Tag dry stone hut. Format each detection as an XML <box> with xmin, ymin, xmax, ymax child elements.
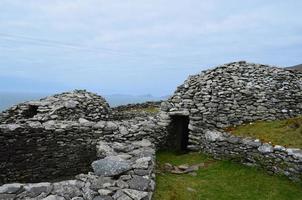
<box><xmin>161</xmin><ymin>61</ymin><xmax>302</xmax><ymax>151</ymax></box>
<box><xmin>160</xmin><ymin>61</ymin><xmax>302</xmax><ymax>181</ymax></box>
<box><xmin>0</xmin><ymin>61</ymin><xmax>302</xmax><ymax>199</ymax></box>
<box><xmin>0</xmin><ymin>89</ymin><xmax>110</xmax><ymax>123</ymax></box>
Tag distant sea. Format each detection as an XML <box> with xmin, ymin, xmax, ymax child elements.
<box><xmin>0</xmin><ymin>92</ymin><xmax>168</xmax><ymax>112</ymax></box>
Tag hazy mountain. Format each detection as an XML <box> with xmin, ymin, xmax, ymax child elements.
<box><xmin>287</xmin><ymin>64</ymin><xmax>302</xmax><ymax>71</ymax></box>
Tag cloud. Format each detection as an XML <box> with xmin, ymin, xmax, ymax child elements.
<box><xmin>0</xmin><ymin>0</ymin><xmax>301</xmax><ymax>95</ymax></box>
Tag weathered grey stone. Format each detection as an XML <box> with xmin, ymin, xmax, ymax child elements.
<box><xmin>0</xmin><ymin>194</ymin><xmax>16</xmax><ymax>200</ymax></box>
<box><xmin>0</xmin><ymin>183</ymin><xmax>24</xmax><ymax>194</ymax></box>
<box><xmin>93</xmin><ymin>196</ymin><xmax>113</xmax><ymax>200</ymax></box>
<box><xmin>98</xmin><ymin>189</ymin><xmax>112</xmax><ymax>196</ymax></box>
<box><xmin>123</xmin><ymin>189</ymin><xmax>148</xmax><ymax>200</ymax></box>
<box><xmin>52</xmin><ymin>180</ymin><xmax>83</xmax><ymax>199</ymax></box>
<box><xmin>127</xmin><ymin>176</ymin><xmax>150</xmax><ymax>191</ymax></box>
<box><xmin>96</xmin><ymin>141</ymin><xmax>116</xmax><ymax>158</ymax></box>
<box><xmin>133</xmin><ymin>139</ymin><xmax>152</xmax><ymax>147</ymax></box>
<box><xmin>287</xmin><ymin>148</ymin><xmax>302</xmax><ymax>159</ymax></box>
<box><xmin>42</xmin><ymin>195</ymin><xmax>65</xmax><ymax>200</ymax></box>
<box><xmin>258</xmin><ymin>144</ymin><xmax>273</xmax><ymax>153</ymax></box>
<box><xmin>105</xmin><ymin>122</ymin><xmax>118</xmax><ymax>131</ymax></box>
<box><xmin>90</xmin><ymin>177</ymin><xmax>115</xmax><ymax>190</ymax></box>
<box><xmin>91</xmin><ymin>158</ymin><xmax>131</xmax><ymax>176</ymax></box>
<box><xmin>205</xmin><ymin>130</ymin><xmax>223</xmax><ymax>142</ymax></box>
<box><xmin>7</xmin><ymin>124</ymin><xmax>21</xmax><ymax>131</ymax></box>
<box><xmin>64</xmin><ymin>100</ymin><xmax>79</xmax><ymax>108</ymax></box>
<box><xmin>71</xmin><ymin>197</ymin><xmax>84</xmax><ymax>200</ymax></box>
<box><xmin>24</xmin><ymin>182</ymin><xmax>52</xmax><ymax>197</ymax></box>
<box><xmin>133</xmin><ymin>157</ymin><xmax>151</xmax><ymax>169</ymax></box>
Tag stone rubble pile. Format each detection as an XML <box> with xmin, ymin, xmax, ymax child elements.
<box><xmin>162</xmin><ymin>162</ymin><xmax>205</xmax><ymax>175</ymax></box>
<box><xmin>0</xmin><ymin>90</ymin><xmax>110</xmax><ymax>123</ymax></box>
<box><xmin>0</xmin><ymin>139</ymin><xmax>156</xmax><ymax>200</ymax></box>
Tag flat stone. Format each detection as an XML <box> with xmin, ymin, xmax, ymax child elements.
<box><xmin>205</xmin><ymin>130</ymin><xmax>223</xmax><ymax>142</ymax></box>
<box><xmin>7</xmin><ymin>124</ymin><xmax>21</xmax><ymax>131</ymax></box>
<box><xmin>105</xmin><ymin>122</ymin><xmax>118</xmax><ymax>131</ymax></box>
<box><xmin>90</xmin><ymin>177</ymin><xmax>115</xmax><ymax>190</ymax></box>
<box><xmin>0</xmin><ymin>183</ymin><xmax>24</xmax><ymax>194</ymax></box>
<box><xmin>258</xmin><ymin>143</ymin><xmax>273</xmax><ymax>153</ymax></box>
<box><xmin>93</xmin><ymin>121</ymin><xmax>106</xmax><ymax>129</ymax></box>
<box><xmin>112</xmin><ymin>190</ymin><xmax>130</xmax><ymax>200</ymax></box>
<box><xmin>52</xmin><ymin>180</ymin><xmax>83</xmax><ymax>199</ymax></box>
<box><xmin>42</xmin><ymin>195</ymin><xmax>65</xmax><ymax>200</ymax></box>
<box><xmin>0</xmin><ymin>194</ymin><xmax>16</xmax><ymax>200</ymax></box>
<box><xmin>286</xmin><ymin>148</ymin><xmax>302</xmax><ymax>159</ymax></box>
<box><xmin>123</xmin><ymin>189</ymin><xmax>148</xmax><ymax>200</ymax></box>
<box><xmin>178</xmin><ymin>164</ymin><xmax>189</xmax><ymax>170</ymax></box>
<box><xmin>98</xmin><ymin>189</ymin><xmax>112</xmax><ymax>196</ymax></box>
<box><xmin>274</xmin><ymin>145</ymin><xmax>286</xmax><ymax>151</ymax></box>
<box><xmin>127</xmin><ymin>176</ymin><xmax>150</xmax><ymax>191</ymax></box>
<box><xmin>116</xmin><ymin>180</ymin><xmax>128</xmax><ymax>189</ymax></box>
<box><xmin>71</xmin><ymin>197</ymin><xmax>84</xmax><ymax>200</ymax></box>
<box><xmin>93</xmin><ymin>196</ymin><xmax>113</xmax><ymax>200</ymax></box>
<box><xmin>28</xmin><ymin>121</ymin><xmax>42</xmax><ymax>128</ymax></box>
<box><xmin>91</xmin><ymin>158</ymin><xmax>131</xmax><ymax>176</ymax></box>
<box><xmin>64</xmin><ymin>100</ymin><xmax>79</xmax><ymax>108</ymax></box>
<box><xmin>96</xmin><ymin>141</ymin><xmax>116</xmax><ymax>158</ymax></box>
<box><xmin>82</xmin><ymin>187</ymin><xmax>98</xmax><ymax>200</ymax></box>
<box><xmin>132</xmin><ymin>139</ymin><xmax>152</xmax><ymax>147</ymax></box>
<box><xmin>133</xmin><ymin>157</ymin><xmax>151</xmax><ymax>169</ymax></box>
<box><xmin>24</xmin><ymin>182</ymin><xmax>52</xmax><ymax>197</ymax></box>
<box><xmin>134</xmin><ymin>169</ymin><xmax>150</xmax><ymax>176</ymax></box>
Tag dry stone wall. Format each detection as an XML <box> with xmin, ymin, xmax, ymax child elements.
<box><xmin>0</xmin><ymin>139</ymin><xmax>156</xmax><ymax>200</ymax></box>
<box><xmin>202</xmin><ymin>130</ymin><xmax>302</xmax><ymax>181</ymax></box>
<box><xmin>0</xmin><ymin>115</ymin><xmax>168</xmax><ymax>185</ymax></box>
<box><xmin>110</xmin><ymin>101</ymin><xmax>162</xmax><ymax>120</ymax></box>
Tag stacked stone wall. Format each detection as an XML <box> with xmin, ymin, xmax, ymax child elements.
<box><xmin>0</xmin><ymin>114</ymin><xmax>168</xmax><ymax>185</ymax></box>
<box><xmin>162</xmin><ymin>61</ymin><xmax>302</xmax><ymax>181</ymax></box>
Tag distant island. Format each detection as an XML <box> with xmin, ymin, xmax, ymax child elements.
<box><xmin>287</xmin><ymin>64</ymin><xmax>302</xmax><ymax>71</ymax></box>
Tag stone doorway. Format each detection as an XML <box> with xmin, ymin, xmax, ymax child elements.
<box><xmin>169</xmin><ymin>115</ymin><xmax>190</xmax><ymax>151</ymax></box>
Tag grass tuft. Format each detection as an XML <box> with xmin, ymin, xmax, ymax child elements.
<box><xmin>225</xmin><ymin>116</ymin><xmax>302</xmax><ymax>148</ymax></box>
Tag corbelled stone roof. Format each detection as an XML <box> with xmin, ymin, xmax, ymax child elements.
<box><xmin>164</xmin><ymin>61</ymin><xmax>302</xmax><ymax>127</ymax></box>
<box><xmin>0</xmin><ymin>90</ymin><xmax>110</xmax><ymax>123</ymax></box>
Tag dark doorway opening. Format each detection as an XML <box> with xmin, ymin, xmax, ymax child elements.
<box><xmin>168</xmin><ymin>115</ymin><xmax>190</xmax><ymax>151</ymax></box>
<box><xmin>23</xmin><ymin>105</ymin><xmax>38</xmax><ymax>118</ymax></box>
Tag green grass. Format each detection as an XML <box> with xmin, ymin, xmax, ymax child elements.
<box><xmin>225</xmin><ymin>116</ymin><xmax>302</xmax><ymax>148</ymax></box>
<box><xmin>154</xmin><ymin>151</ymin><xmax>302</xmax><ymax>200</ymax></box>
<box><xmin>125</xmin><ymin>106</ymin><xmax>159</xmax><ymax>114</ymax></box>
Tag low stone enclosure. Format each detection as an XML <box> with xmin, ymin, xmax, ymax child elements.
<box><xmin>0</xmin><ymin>61</ymin><xmax>302</xmax><ymax>199</ymax></box>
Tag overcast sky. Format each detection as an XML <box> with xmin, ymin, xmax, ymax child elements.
<box><xmin>0</xmin><ymin>0</ymin><xmax>301</xmax><ymax>96</ymax></box>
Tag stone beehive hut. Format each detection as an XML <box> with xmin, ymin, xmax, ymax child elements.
<box><xmin>0</xmin><ymin>89</ymin><xmax>110</xmax><ymax>123</ymax></box>
<box><xmin>161</xmin><ymin>61</ymin><xmax>302</xmax><ymax>151</ymax></box>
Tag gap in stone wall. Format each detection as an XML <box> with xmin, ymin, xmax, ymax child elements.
<box><xmin>167</xmin><ymin>115</ymin><xmax>190</xmax><ymax>152</ymax></box>
<box><xmin>22</xmin><ymin>105</ymin><xmax>38</xmax><ymax>118</ymax></box>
